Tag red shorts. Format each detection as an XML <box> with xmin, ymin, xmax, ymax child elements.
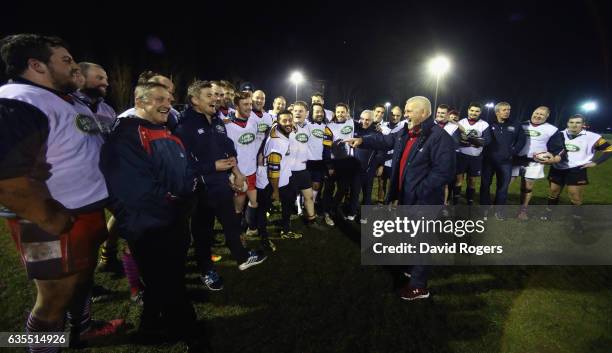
<box><xmin>237</xmin><ymin>173</ymin><xmax>257</xmax><ymax>195</ymax></box>
<box><xmin>7</xmin><ymin>210</ymin><xmax>108</xmax><ymax>280</ymax></box>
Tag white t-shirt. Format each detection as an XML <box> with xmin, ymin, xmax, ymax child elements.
<box><xmin>458</xmin><ymin>118</ymin><xmax>489</xmax><ymax>156</ymax></box>
<box><xmin>0</xmin><ymin>83</ymin><xmax>108</xmax><ymax>209</ymax></box>
<box><xmin>251</xmin><ymin>110</ymin><xmax>274</xmax><ymax>145</ymax></box>
<box><xmin>256</xmin><ymin>126</ymin><xmax>293</xmax><ymax>188</ymax></box>
<box><xmin>289</xmin><ymin>122</ymin><xmax>313</xmax><ymax>171</ymax></box>
<box><xmin>555</xmin><ymin>129</ymin><xmax>602</xmax><ymax>169</ymax></box>
<box><xmin>224</xmin><ymin>116</ymin><xmax>259</xmax><ymax>176</ymax></box>
<box><xmin>325</xmin><ymin>119</ymin><xmax>355</xmax><ymax>158</ymax></box>
<box><xmin>518</xmin><ymin>122</ymin><xmax>559</xmax><ymax>158</ymax></box>
<box><xmin>308</xmin><ymin>121</ymin><xmax>326</xmax><ymax>161</ymax></box>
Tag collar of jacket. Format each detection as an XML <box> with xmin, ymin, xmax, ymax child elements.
<box><xmin>401</xmin><ymin>117</ymin><xmax>435</xmax><ymax>137</ymax></box>
<box><xmin>182</xmin><ymin>105</ymin><xmax>217</xmax><ymax>125</ymax></box>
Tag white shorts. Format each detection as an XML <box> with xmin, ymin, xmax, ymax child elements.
<box><xmin>512</xmin><ymin>162</ymin><xmax>545</xmax><ymax>180</ymax></box>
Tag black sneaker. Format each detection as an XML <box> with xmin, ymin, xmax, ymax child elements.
<box><xmin>306</xmin><ymin>218</ymin><xmax>326</xmax><ymax>231</ymax></box>
<box><xmin>130</xmin><ymin>291</ymin><xmax>144</xmax><ymax>306</ymax></box>
<box><xmin>91</xmin><ymin>284</ymin><xmax>115</xmax><ymax>303</ymax></box>
<box><xmin>201</xmin><ymin>270</ymin><xmax>224</xmax><ymax>291</ymax></box>
<box><xmin>97</xmin><ymin>258</ymin><xmax>124</xmax><ymax>275</ymax></box>
<box><xmin>261</xmin><ymin>238</ymin><xmax>277</xmax><ymax>252</ymax></box>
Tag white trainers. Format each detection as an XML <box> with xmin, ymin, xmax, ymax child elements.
<box><xmin>345</xmin><ymin>214</ymin><xmax>356</xmax><ymax>221</ymax></box>
<box><xmin>324</xmin><ymin>213</ymin><xmax>335</xmax><ymax>226</ymax></box>
<box><xmin>238</xmin><ymin>250</ymin><xmax>267</xmax><ymax>271</ymax></box>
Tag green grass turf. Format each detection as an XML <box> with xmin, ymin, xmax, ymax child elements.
<box><xmin>1</xmin><ymin>142</ymin><xmax>611</xmax><ymax>352</ymax></box>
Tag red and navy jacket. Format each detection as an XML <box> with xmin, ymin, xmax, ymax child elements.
<box><xmin>360</xmin><ymin>118</ymin><xmax>456</xmax><ymax>205</ymax></box>
<box><xmin>100</xmin><ymin>116</ymin><xmax>195</xmax><ymax>241</ymax></box>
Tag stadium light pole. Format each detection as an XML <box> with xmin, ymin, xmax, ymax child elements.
<box><xmin>485</xmin><ymin>102</ymin><xmax>495</xmax><ymax>120</ymax></box>
<box><xmin>290</xmin><ymin>71</ymin><xmax>304</xmax><ymax>102</ymax></box>
<box><xmin>385</xmin><ymin>102</ymin><xmax>391</xmax><ymax>121</ymax></box>
<box><xmin>428</xmin><ymin>56</ymin><xmax>451</xmax><ymax>112</ymax></box>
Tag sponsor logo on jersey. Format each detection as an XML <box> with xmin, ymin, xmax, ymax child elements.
<box><xmin>526</xmin><ymin>129</ymin><xmax>541</xmax><ymax>137</ymax></box>
<box><xmin>258</xmin><ymin>123</ymin><xmax>269</xmax><ymax>133</ymax></box>
<box><xmin>565</xmin><ymin>143</ymin><xmax>580</xmax><ymax>152</ymax></box>
<box><xmin>296</xmin><ymin>133</ymin><xmax>309</xmax><ymax>143</ymax></box>
<box><xmin>238</xmin><ymin>132</ymin><xmax>256</xmax><ymax>145</ymax></box>
<box><xmin>311</xmin><ymin>128</ymin><xmax>324</xmax><ymax>139</ymax></box>
<box><xmin>341</xmin><ymin>125</ymin><xmax>353</xmax><ymax>134</ymax></box>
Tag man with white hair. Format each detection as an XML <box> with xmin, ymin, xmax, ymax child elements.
<box><xmin>345</xmin><ymin>96</ymin><xmax>456</xmax><ymax>300</ymax></box>
<box><xmin>353</xmin><ymin>110</ymin><xmax>383</xmax><ymax>223</ymax></box>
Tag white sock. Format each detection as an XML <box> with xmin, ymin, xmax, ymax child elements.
<box><xmin>296</xmin><ymin>196</ymin><xmax>302</xmax><ymax>214</ymax></box>
<box><xmin>312</xmin><ymin>190</ymin><xmax>318</xmax><ymax>202</ymax></box>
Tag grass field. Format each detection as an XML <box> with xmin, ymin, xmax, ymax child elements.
<box><xmin>1</xmin><ymin>139</ymin><xmax>611</xmax><ymax>353</ymax></box>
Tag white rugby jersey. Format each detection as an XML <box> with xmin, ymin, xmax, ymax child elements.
<box><xmin>289</xmin><ymin>122</ymin><xmax>314</xmax><ymax>171</ymax></box>
<box><xmin>555</xmin><ymin>129</ymin><xmax>602</xmax><ymax>169</ymax></box>
<box><xmin>225</xmin><ymin>116</ymin><xmax>259</xmax><ymax>176</ymax></box>
<box><xmin>324</xmin><ymin>109</ymin><xmax>334</xmax><ymax>123</ymax></box>
<box><xmin>381</xmin><ymin>120</ymin><xmax>407</xmax><ymax>167</ymax></box>
<box><xmin>250</xmin><ymin>110</ymin><xmax>274</xmax><ymax>144</ymax></box>
<box><xmin>308</xmin><ymin>121</ymin><xmax>326</xmax><ymax>161</ymax></box>
<box><xmin>325</xmin><ymin>119</ymin><xmax>355</xmax><ymax>158</ymax></box>
<box><xmin>0</xmin><ymin>83</ymin><xmax>108</xmax><ymax>209</ymax></box>
<box><xmin>256</xmin><ymin>126</ymin><xmax>294</xmax><ymax>188</ymax></box>
<box><xmin>218</xmin><ymin>107</ymin><xmax>236</xmax><ymax>119</ymax></box>
<box><xmin>518</xmin><ymin>122</ymin><xmax>559</xmax><ymax>158</ymax></box>
<box><xmin>458</xmin><ymin>118</ymin><xmax>489</xmax><ymax>156</ymax></box>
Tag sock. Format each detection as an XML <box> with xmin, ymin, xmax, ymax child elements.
<box><xmin>66</xmin><ymin>290</ymin><xmax>92</xmax><ymax>336</ymax></box>
<box><xmin>99</xmin><ymin>243</ymin><xmax>117</xmax><ymax>264</ymax></box>
<box><xmin>466</xmin><ymin>187</ymin><xmax>475</xmax><ymax>205</ymax></box>
<box><xmin>245</xmin><ymin>205</ymin><xmax>258</xmax><ymax>230</ymax></box>
<box><xmin>27</xmin><ymin>313</ymin><xmax>64</xmax><ymax>353</ymax></box>
<box><xmin>312</xmin><ymin>190</ymin><xmax>319</xmax><ymax>203</ymax></box>
<box><xmin>571</xmin><ymin>204</ymin><xmax>583</xmax><ymax>219</ymax></box>
<box><xmin>295</xmin><ymin>196</ymin><xmax>303</xmax><ymax>214</ymax></box>
<box><xmin>122</xmin><ymin>252</ymin><xmax>143</xmax><ymax>295</ymax></box>
<box><xmin>453</xmin><ymin>186</ymin><xmax>461</xmax><ymax>205</ymax></box>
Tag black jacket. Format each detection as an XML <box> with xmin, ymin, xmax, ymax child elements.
<box><xmin>354</xmin><ymin>124</ymin><xmax>385</xmax><ymax>173</ymax></box>
<box><xmin>483</xmin><ymin>119</ymin><xmax>526</xmax><ymax>163</ymax></box>
<box><xmin>100</xmin><ymin>116</ymin><xmax>195</xmax><ymax>241</ymax></box>
<box><xmin>361</xmin><ymin>118</ymin><xmax>456</xmax><ymax>205</ymax></box>
<box><xmin>174</xmin><ymin>106</ymin><xmax>237</xmax><ymax>195</ymax></box>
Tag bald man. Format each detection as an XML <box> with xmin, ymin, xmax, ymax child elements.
<box><xmin>345</xmin><ymin>96</ymin><xmax>455</xmax><ymax>301</ymax></box>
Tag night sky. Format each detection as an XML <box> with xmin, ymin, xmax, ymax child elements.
<box><xmin>2</xmin><ymin>1</ymin><xmax>610</xmax><ymax>130</ymax></box>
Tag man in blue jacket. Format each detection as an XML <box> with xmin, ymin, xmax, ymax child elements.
<box><xmin>100</xmin><ymin>82</ymin><xmax>199</xmax><ymax>345</ymax></box>
<box><xmin>345</xmin><ymin>96</ymin><xmax>456</xmax><ymax>300</ymax></box>
<box><xmin>353</xmin><ymin>110</ymin><xmax>384</xmax><ymax>223</ymax></box>
<box><xmin>480</xmin><ymin>102</ymin><xmax>526</xmax><ymax>219</ymax></box>
<box><xmin>174</xmin><ymin>80</ymin><xmax>266</xmax><ymax>292</ymax></box>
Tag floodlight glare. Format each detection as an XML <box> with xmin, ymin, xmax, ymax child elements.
<box><xmin>581</xmin><ymin>101</ymin><xmax>597</xmax><ymax>112</ymax></box>
<box><xmin>428</xmin><ymin>56</ymin><xmax>451</xmax><ymax>76</ymax></box>
<box><xmin>290</xmin><ymin>71</ymin><xmax>304</xmax><ymax>85</ymax></box>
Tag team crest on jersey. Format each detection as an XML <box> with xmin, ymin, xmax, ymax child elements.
<box><xmin>258</xmin><ymin>123</ymin><xmax>269</xmax><ymax>133</ymax></box>
<box><xmin>507</xmin><ymin>126</ymin><xmax>515</xmax><ymax>132</ymax></box>
<box><xmin>341</xmin><ymin>126</ymin><xmax>353</xmax><ymax>134</ymax></box>
<box><xmin>296</xmin><ymin>133</ymin><xmax>309</xmax><ymax>143</ymax></box>
<box><xmin>526</xmin><ymin>130</ymin><xmax>541</xmax><ymax>137</ymax></box>
<box><xmin>215</xmin><ymin>124</ymin><xmax>226</xmax><ymax>134</ymax></box>
<box><xmin>238</xmin><ymin>132</ymin><xmax>256</xmax><ymax>145</ymax></box>
<box><xmin>311</xmin><ymin>128</ymin><xmax>324</xmax><ymax>138</ymax></box>
<box><xmin>75</xmin><ymin>114</ymin><xmax>104</xmax><ymax>134</ymax></box>
<box><xmin>565</xmin><ymin>143</ymin><xmax>580</xmax><ymax>152</ymax></box>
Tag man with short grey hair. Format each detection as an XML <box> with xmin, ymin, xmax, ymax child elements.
<box><xmin>480</xmin><ymin>102</ymin><xmax>525</xmax><ymax>219</ymax></box>
<box><xmin>345</xmin><ymin>96</ymin><xmax>456</xmax><ymax>300</ymax></box>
